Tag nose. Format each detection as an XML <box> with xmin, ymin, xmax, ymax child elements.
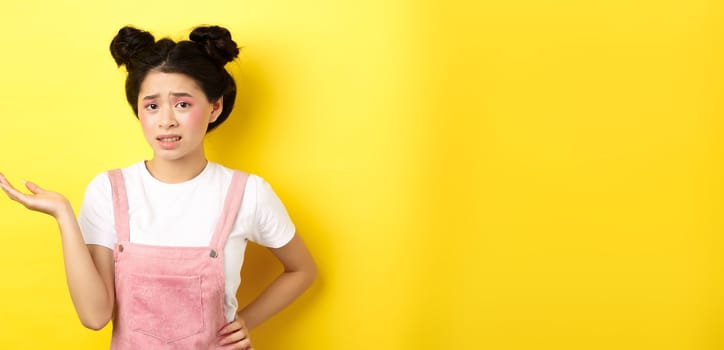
<box><xmin>158</xmin><ymin>106</ymin><xmax>178</xmax><ymax>129</ymax></box>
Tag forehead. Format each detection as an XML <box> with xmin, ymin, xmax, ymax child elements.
<box><xmin>139</xmin><ymin>71</ymin><xmax>205</xmax><ymax>97</ymax></box>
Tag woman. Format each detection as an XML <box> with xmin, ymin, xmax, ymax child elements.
<box><xmin>0</xmin><ymin>25</ymin><xmax>316</xmax><ymax>349</ymax></box>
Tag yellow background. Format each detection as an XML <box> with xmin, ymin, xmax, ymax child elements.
<box><xmin>0</xmin><ymin>0</ymin><xmax>721</xmax><ymax>349</ymax></box>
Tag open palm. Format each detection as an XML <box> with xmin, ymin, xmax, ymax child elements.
<box><xmin>0</xmin><ymin>173</ymin><xmax>70</xmax><ymax>218</ymax></box>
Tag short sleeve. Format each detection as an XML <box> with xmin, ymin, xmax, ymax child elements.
<box><xmin>248</xmin><ymin>176</ymin><xmax>296</xmax><ymax>248</ymax></box>
<box><xmin>78</xmin><ymin>172</ymin><xmax>116</xmax><ymax>249</ymax></box>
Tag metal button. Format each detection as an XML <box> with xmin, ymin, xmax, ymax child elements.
<box><xmin>118</xmin><ymin>244</ymin><xmax>124</xmax><ymax>252</ymax></box>
<box><xmin>210</xmin><ymin>249</ymin><xmax>217</xmax><ymax>258</ymax></box>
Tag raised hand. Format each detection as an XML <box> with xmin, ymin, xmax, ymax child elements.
<box><xmin>0</xmin><ymin>173</ymin><xmax>72</xmax><ymax>219</ymax></box>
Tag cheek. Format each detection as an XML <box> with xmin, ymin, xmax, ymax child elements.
<box><xmin>138</xmin><ymin>114</ymin><xmax>156</xmax><ymax>132</ymax></box>
<box><xmin>184</xmin><ymin>109</ymin><xmax>210</xmax><ymax>128</ymax></box>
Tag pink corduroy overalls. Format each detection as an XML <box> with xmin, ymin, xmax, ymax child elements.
<box><xmin>107</xmin><ymin>168</ymin><xmax>248</xmax><ymax>349</ymax></box>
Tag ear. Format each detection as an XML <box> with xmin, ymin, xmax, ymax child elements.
<box><xmin>209</xmin><ymin>96</ymin><xmax>223</xmax><ymax>123</ymax></box>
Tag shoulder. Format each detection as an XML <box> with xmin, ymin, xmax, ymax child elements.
<box><xmin>212</xmin><ymin>163</ymin><xmax>284</xmax><ymax>214</ymax></box>
<box><xmin>206</xmin><ymin>162</ymin><xmax>266</xmax><ymax>190</ymax></box>
<box><xmin>83</xmin><ymin>161</ymin><xmax>145</xmax><ymax>198</ymax></box>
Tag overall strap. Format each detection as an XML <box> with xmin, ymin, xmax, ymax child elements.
<box><xmin>108</xmin><ymin>169</ymin><xmax>131</xmax><ymax>242</ymax></box>
<box><xmin>210</xmin><ymin>171</ymin><xmax>249</xmax><ymax>249</ymax></box>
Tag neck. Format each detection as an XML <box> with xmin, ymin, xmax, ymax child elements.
<box><xmin>145</xmin><ymin>155</ymin><xmax>208</xmax><ymax>184</ymax></box>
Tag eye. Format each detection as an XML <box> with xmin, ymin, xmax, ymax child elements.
<box><xmin>144</xmin><ymin>103</ymin><xmax>158</xmax><ymax>111</ymax></box>
<box><xmin>176</xmin><ymin>101</ymin><xmax>191</xmax><ymax>109</ymax></box>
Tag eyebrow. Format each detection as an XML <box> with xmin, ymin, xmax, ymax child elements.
<box><xmin>142</xmin><ymin>92</ymin><xmax>194</xmax><ymax>100</ymax></box>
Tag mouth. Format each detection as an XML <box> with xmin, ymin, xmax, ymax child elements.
<box><xmin>156</xmin><ymin>135</ymin><xmax>182</xmax><ymax>150</ymax></box>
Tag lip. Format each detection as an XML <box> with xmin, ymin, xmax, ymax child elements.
<box><xmin>156</xmin><ymin>134</ymin><xmax>182</xmax><ymax>150</ymax></box>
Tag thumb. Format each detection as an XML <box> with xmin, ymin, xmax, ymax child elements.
<box><xmin>24</xmin><ymin>180</ymin><xmax>45</xmax><ymax>194</ymax></box>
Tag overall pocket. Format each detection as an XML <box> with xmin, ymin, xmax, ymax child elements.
<box><xmin>129</xmin><ymin>273</ymin><xmax>205</xmax><ymax>343</ymax></box>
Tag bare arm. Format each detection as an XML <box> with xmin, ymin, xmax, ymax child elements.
<box><xmin>0</xmin><ymin>173</ymin><xmax>115</xmax><ymax>330</ymax></box>
<box><xmin>237</xmin><ymin>234</ymin><xmax>317</xmax><ymax>330</ymax></box>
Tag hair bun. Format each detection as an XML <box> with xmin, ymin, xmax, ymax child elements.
<box><xmin>110</xmin><ymin>26</ymin><xmax>155</xmax><ymax>70</ymax></box>
<box><xmin>189</xmin><ymin>26</ymin><xmax>239</xmax><ymax>65</ymax></box>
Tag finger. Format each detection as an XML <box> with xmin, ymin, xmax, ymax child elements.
<box><xmin>218</xmin><ymin>319</ymin><xmax>244</xmax><ymax>335</ymax></box>
<box><xmin>24</xmin><ymin>180</ymin><xmax>45</xmax><ymax>195</ymax></box>
<box><xmin>0</xmin><ymin>173</ymin><xmax>16</xmax><ymax>189</ymax></box>
<box><xmin>218</xmin><ymin>323</ymin><xmax>240</xmax><ymax>336</ymax></box>
<box><xmin>219</xmin><ymin>334</ymin><xmax>251</xmax><ymax>348</ymax></box>
<box><xmin>218</xmin><ymin>328</ymin><xmax>249</xmax><ymax>346</ymax></box>
<box><xmin>219</xmin><ymin>340</ymin><xmax>252</xmax><ymax>350</ymax></box>
<box><xmin>1</xmin><ymin>181</ymin><xmax>30</xmax><ymax>203</ymax></box>
<box><xmin>0</xmin><ymin>175</ymin><xmax>30</xmax><ymax>197</ymax></box>
<box><xmin>0</xmin><ymin>183</ymin><xmax>32</xmax><ymax>207</ymax></box>
<box><xmin>0</xmin><ymin>176</ymin><xmax>24</xmax><ymax>199</ymax></box>
<box><xmin>0</xmin><ymin>176</ymin><xmax>35</xmax><ymax>206</ymax></box>
<box><xmin>230</xmin><ymin>338</ymin><xmax>252</xmax><ymax>349</ymax></box>
<box><xmin>0</xmin><ymin>182</ymin><xmax>13</xmax><ymax>198</ymax></box>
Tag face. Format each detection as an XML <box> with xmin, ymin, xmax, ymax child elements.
<box><xmin>137</xmin><ymin>71</ymin><xmax>222</xmax><ymax>164</ymax></box>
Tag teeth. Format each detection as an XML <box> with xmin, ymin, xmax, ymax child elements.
<box><xmin>159</xmin><ymin>137</ymin><xmax>180</xmax><ymax>142</ymax></box>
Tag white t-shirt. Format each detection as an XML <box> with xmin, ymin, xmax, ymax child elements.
<box><xmin>78</xmin><ymin>161</ymin><xmax>296</xmax><ymax>322</ymax></box>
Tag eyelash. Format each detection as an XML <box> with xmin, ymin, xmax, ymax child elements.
<box><xmin>143</xmin><ymin>102</ymin><xmax>191</xmax><ymax>111</ymax></box>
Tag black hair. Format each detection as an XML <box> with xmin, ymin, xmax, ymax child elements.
<box><xmin>109</xmin><ymin>25</ymin><xmax>239</xmax><ymax>132</ymax></box>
